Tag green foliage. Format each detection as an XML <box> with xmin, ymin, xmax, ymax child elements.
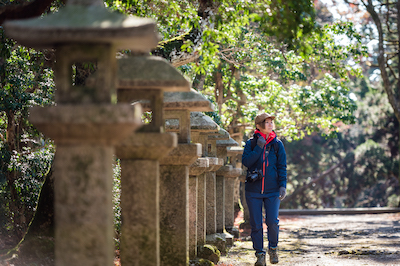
<box><xmin>0</xmin><ymin>26</ymin><xmax>55</xmax><ymax>235</ymax></box>
<box><xmin>305</xmin><ymin>22</ymin><xmax>367</xmax><ymax>79</ymax></box>
<box><xmin>103</xmin><ymin>1</ymin><xmax>366</xmax><ymax>141</ymax></box>
<box><xmin>0</xmin><ymin>144</ymin><xmax>11</xmax><ymax>183</ymax></box>
<box><xmin>0</xmin><ymin>145</ymin><xmax>54</xmax><ymax>233</ymax></box>
<box><xmin>282</xmin><ymin>80</ymin><xmax>399</xmax><ymax>209</ymax></box>
<box><xmin>250</xmin><ymin>0</ymin><xmax>318</xmax><ymax>51</ymax></box>
<box><xmin>106</xmin><ymin>0</ymin><xmax>318</xmax><ymax>72</ymax></box>
<box><xmin>195</xmin><ymin>20</ymin><xmax>365</xmax><ymax>140</ymax></box>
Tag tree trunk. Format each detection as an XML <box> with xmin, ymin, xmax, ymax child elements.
<box><xmin>397</xmin><ymin>0</ymin><xmax>400</xmax><ymax>207</ymax></box>
<box><xmin>5</xmin><ymin>110</ymin><xmax>26</xmax><ymax>238</ymax></box>
<box><xmin>365</xmin><ymin>0</ymin><xmax>400</xmax><ymax>207</ymax></box>
<box><xmin>7</xmin><ymin>167</ymin><xmax>55</xmax><ymax>264</ymax></box>
<box><xmin>215</xmin><ymin>64</ymin><xmax>223</xmax><ymax>115</ymax></box>
<box><xmin>24</xmin><ymin>167</ymin><xmax>54</xmax><ymax>239</ymax></box>
<box><xmin>0</xmin><ymin>0</ymin><xmax>56</xmax><ymax>25</ymax></box>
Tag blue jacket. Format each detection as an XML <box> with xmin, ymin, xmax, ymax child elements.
<box><xmin>242</xmin><ymin>132</ymin><xmax>287</xmax><ymax>194</ymax></box>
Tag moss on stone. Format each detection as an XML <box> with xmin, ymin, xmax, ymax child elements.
<box><xmin>189</xmin><ymin>258</ymin><xmax>215</xmax><ymax>266</ymax></box>
<box><xmin>197</xmin><ymin>244</ymin><xmax>221</xmax><ymax>264</ymax></box>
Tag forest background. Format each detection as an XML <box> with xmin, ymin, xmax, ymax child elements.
<box><xmin>0</xmin><ymin>0</ymin><xmax>399</xmax><ymax>252</ymax></box>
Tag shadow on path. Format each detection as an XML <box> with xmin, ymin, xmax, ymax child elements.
<box><xmin>219</xmin><ymin>212</ymin><xmax>400</xmax><ymax>265</ymax></box>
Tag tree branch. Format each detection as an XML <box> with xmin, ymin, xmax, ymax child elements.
<box><xmin>219</xmin><ymin>52</ymin><xmax>239</xmax><ymax>66</ymax></box>
<box><xmin>285</xmin><ymin>158</ymin><xmax>345</xmax><ymax>202</ymax></box>
<box><xmin>0</xmin><ymin>0</ymin><xmax>57</xmax><ymax>25</ymax></box>
<box><xmin>365</xmin><ymin>0</ymin><xmax>400</xmax><ymax>122</ymax></box>
<box><xmin>171</xmin><ymin>52</ymin><xmax>200</xmax><ymax>67</ymax></box>
<box><xmin>388</xmin><ymin>63</ymin><xmax>398</xmax><ymax>81</ymax></box>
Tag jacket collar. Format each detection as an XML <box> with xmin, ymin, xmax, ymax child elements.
<box><xmin>254</xmin><ymin>130</ymin><xmax>276</xmax><ymax>144</ymax></box>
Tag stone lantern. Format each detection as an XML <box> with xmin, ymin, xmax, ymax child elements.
<box><xmin>115</xmin><ymin>55</ymin><xmax>191</xmax><ymax>266</ymax></box>
<box><xmin>206</xmin><ymin>128</ymin><xmax>230</xmax><ymax>238</ymax></box>
<box><xmin>164</xmin><ymin>104</ymin><xmax>219</xmax><ymax>259</ymax></box>
<box><xmin>156</xmin><ymin>90</ymin><xmax>213</xmax><ymax>265</ymax></box>
<box><xmin>226</xmin><ymin>146</ymin><xmax>245</xmax><ymax>238</ymax></box>
<box><xmin>4</xmin><ymin>1</ymin><xmax>159</xmax><ymax>265</ymax></box>
<box><xmin>189</xmin><ymin>112</ymin><xmax>224</xmax><ymax>255</ymax></box>
<box><xmin>215</xmin><ymin>138</ymin><xmax>242</xmax><ymax>247</ymax></box>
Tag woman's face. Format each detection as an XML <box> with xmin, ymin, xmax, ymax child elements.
<box><xmin>256</xmin><ymin>118</ymin><xmax>274</xmax><ymax>135</ymax></box>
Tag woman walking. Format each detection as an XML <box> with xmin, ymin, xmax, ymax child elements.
<box><xmin>242</xmin><ymin>113</ymin><xmax>287</xmax><ymax>265</ymax></box>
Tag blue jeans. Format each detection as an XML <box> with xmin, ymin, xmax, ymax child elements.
<box><xmin>245</xmin><ymin>191</ymin><xmax>280</xmax><ymax>254</ymax></box>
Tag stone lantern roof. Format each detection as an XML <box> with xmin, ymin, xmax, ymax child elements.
<box><xmin>208</xmin><ymin>128</ymin><xmax>230</xmax><ymax>140</ymax></box>
<box><xmin>3</xmin><ymin>0</ymin><xmax>159</xmax><ymax>51</ymax></box>
<box><xmin>140</xmin><ymin>89</ymin><xmax>214</xmax><ymax>111</ymax></box>
<box><xmin>189</xmin><ymin>111</ymin><xmax>219</xmax><ymax>132</ymax></box>
<box><xmin>227</xmin><ymin>146</ymin><xmax>244</xmax><ymax>157</ymax></box>
<box><xmin>117</xmin><ymin>56</ymin><xmax>190</xmax><ymax>92</ymax></box>
<box><xmin>216</xmin><ymin>137</ymin><xmax>238</xmax><ymax>159</ymax></box>
<box><xmin>216</xmin><ymin>138</ymin><xmax>239</xmax><ymax>147</ymax></box>
<box><xmin>162</xmin><ymin>90</ymin><xmax>215</xmax><ymax>112</ymax></box>
<box><xmin>165</xmin><ymin>111</ymin><xmax>219</xmax><ymax>132</ymax></box>
<box><xmin>116</xmin><ymin>56</ymin><xmax>191</xmax><ymax>132</ymax></box>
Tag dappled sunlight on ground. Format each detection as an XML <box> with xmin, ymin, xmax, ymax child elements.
<box><xmin>219</xmin><ymin>212</ymin><xmax>400</xmax><ymax>265</ymax></box>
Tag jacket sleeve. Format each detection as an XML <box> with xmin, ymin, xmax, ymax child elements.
<box><xmin>242</xmin><ymin>139</ymin><xmax>263</xmax><ymax>169</ymax></box>
<box><xmin>276</xmin><ymin>140</ymin><xmax>287</xmax><ymax>188</ymax></box>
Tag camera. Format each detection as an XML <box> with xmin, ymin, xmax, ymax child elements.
<box><xmin>246</xmin><ymin>169</ymin><xmax>263</xmax><ymax>182</ymax></box>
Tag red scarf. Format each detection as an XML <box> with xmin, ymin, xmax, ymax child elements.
<box><xmin>254</xmin><ymin>129</ymin><xmax>276</xmax><ymax>145</ymax></box>
<box><xmin>254</xmin><ymin>129</ymin><xmax>276</xmax><ymax>193</ymax></box>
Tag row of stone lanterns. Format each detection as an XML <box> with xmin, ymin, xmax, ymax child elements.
<box><xmin>4</xmin><ymin>1</ymin><xmax>245</xmax><ymax>265</ymax></box>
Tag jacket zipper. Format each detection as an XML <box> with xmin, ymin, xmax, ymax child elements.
<box><xmin>262</xmin><ymin>144</ymin><xmax>270</xmax><ymax>194</ymax></box>
<box><xmin>262</xmin><ymin>144</ymin><xmax>265</xmax><ymax>193</ymax></box>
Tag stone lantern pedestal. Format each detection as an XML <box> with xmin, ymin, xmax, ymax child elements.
<box><xmin>116</xmin><ymin>133</ymin><xmax>177</xmax><ymax>266</ymax></box>
<box><xmin>31</xmin><ymin>105</ymin><xmax>143</xmax><ymax>266</ymax></box>
<box><xmin>188</xmin><ymin>158</ymin><xmax>209</xmax><ymax>259</ymax></box>
<box><xmin>240</xmin><ymin>166</ymin><xmax>251</xmax><ymax>228</ymax></box>
<box><xmin>159</xmin><ymin>144</ymin><xmax>201</xmax><ymax>265</ymax></box>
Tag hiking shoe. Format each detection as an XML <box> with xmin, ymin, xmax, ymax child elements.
<box><xmin>268</xmin><ymin>247</ymin><xmax>279</xmax><ymax>264</ymax></box>
<box><xmin>254</xmin><ymin>252</ymin><xmax>266</xmax><ymax>266</ymax></box>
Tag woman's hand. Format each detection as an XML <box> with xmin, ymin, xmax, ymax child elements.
<box><xmin>257</xmin><ymin>137</ymin><xmax>266</xmax><ymax>148</ymax></box>
<box><xmin>279</xmin><ymin>187</ymin><xmax>286</xmax><ymax>200</ymax></box>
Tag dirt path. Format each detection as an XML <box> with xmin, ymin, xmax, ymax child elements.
<box><xmin>219</xmin><ymin>213</ymin><xmax>400</xmax><ymax>266</ymax></box>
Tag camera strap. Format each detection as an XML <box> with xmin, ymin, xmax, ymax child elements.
<box><xmin>265</xmin><ymin>145</ymin><xmax>271</xmax><ymax>166</ymax></box>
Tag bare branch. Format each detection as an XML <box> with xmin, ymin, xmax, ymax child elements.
<box><xmin>388</xmin><ymin>63</ymin><xmax>398</xmax><ymax>80</ymax></box>
<box><xmin>171</xmin><ymin>52</ymin><xmax>200</xmax><ymax>67</ymax></box>
<box><xmin>285</xmin><ymin>158</ymin><xmax>345</xmax><ymax>202</ymax></box>
<box><xmin>219</xmin><ymin>52</ymin><xmax>240</xmax><ymax>66</ymax></box>
<box><xmin>365</xmin><ymin>0</ymin><xmax>400</xmax><ymax>121</ymax></box>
